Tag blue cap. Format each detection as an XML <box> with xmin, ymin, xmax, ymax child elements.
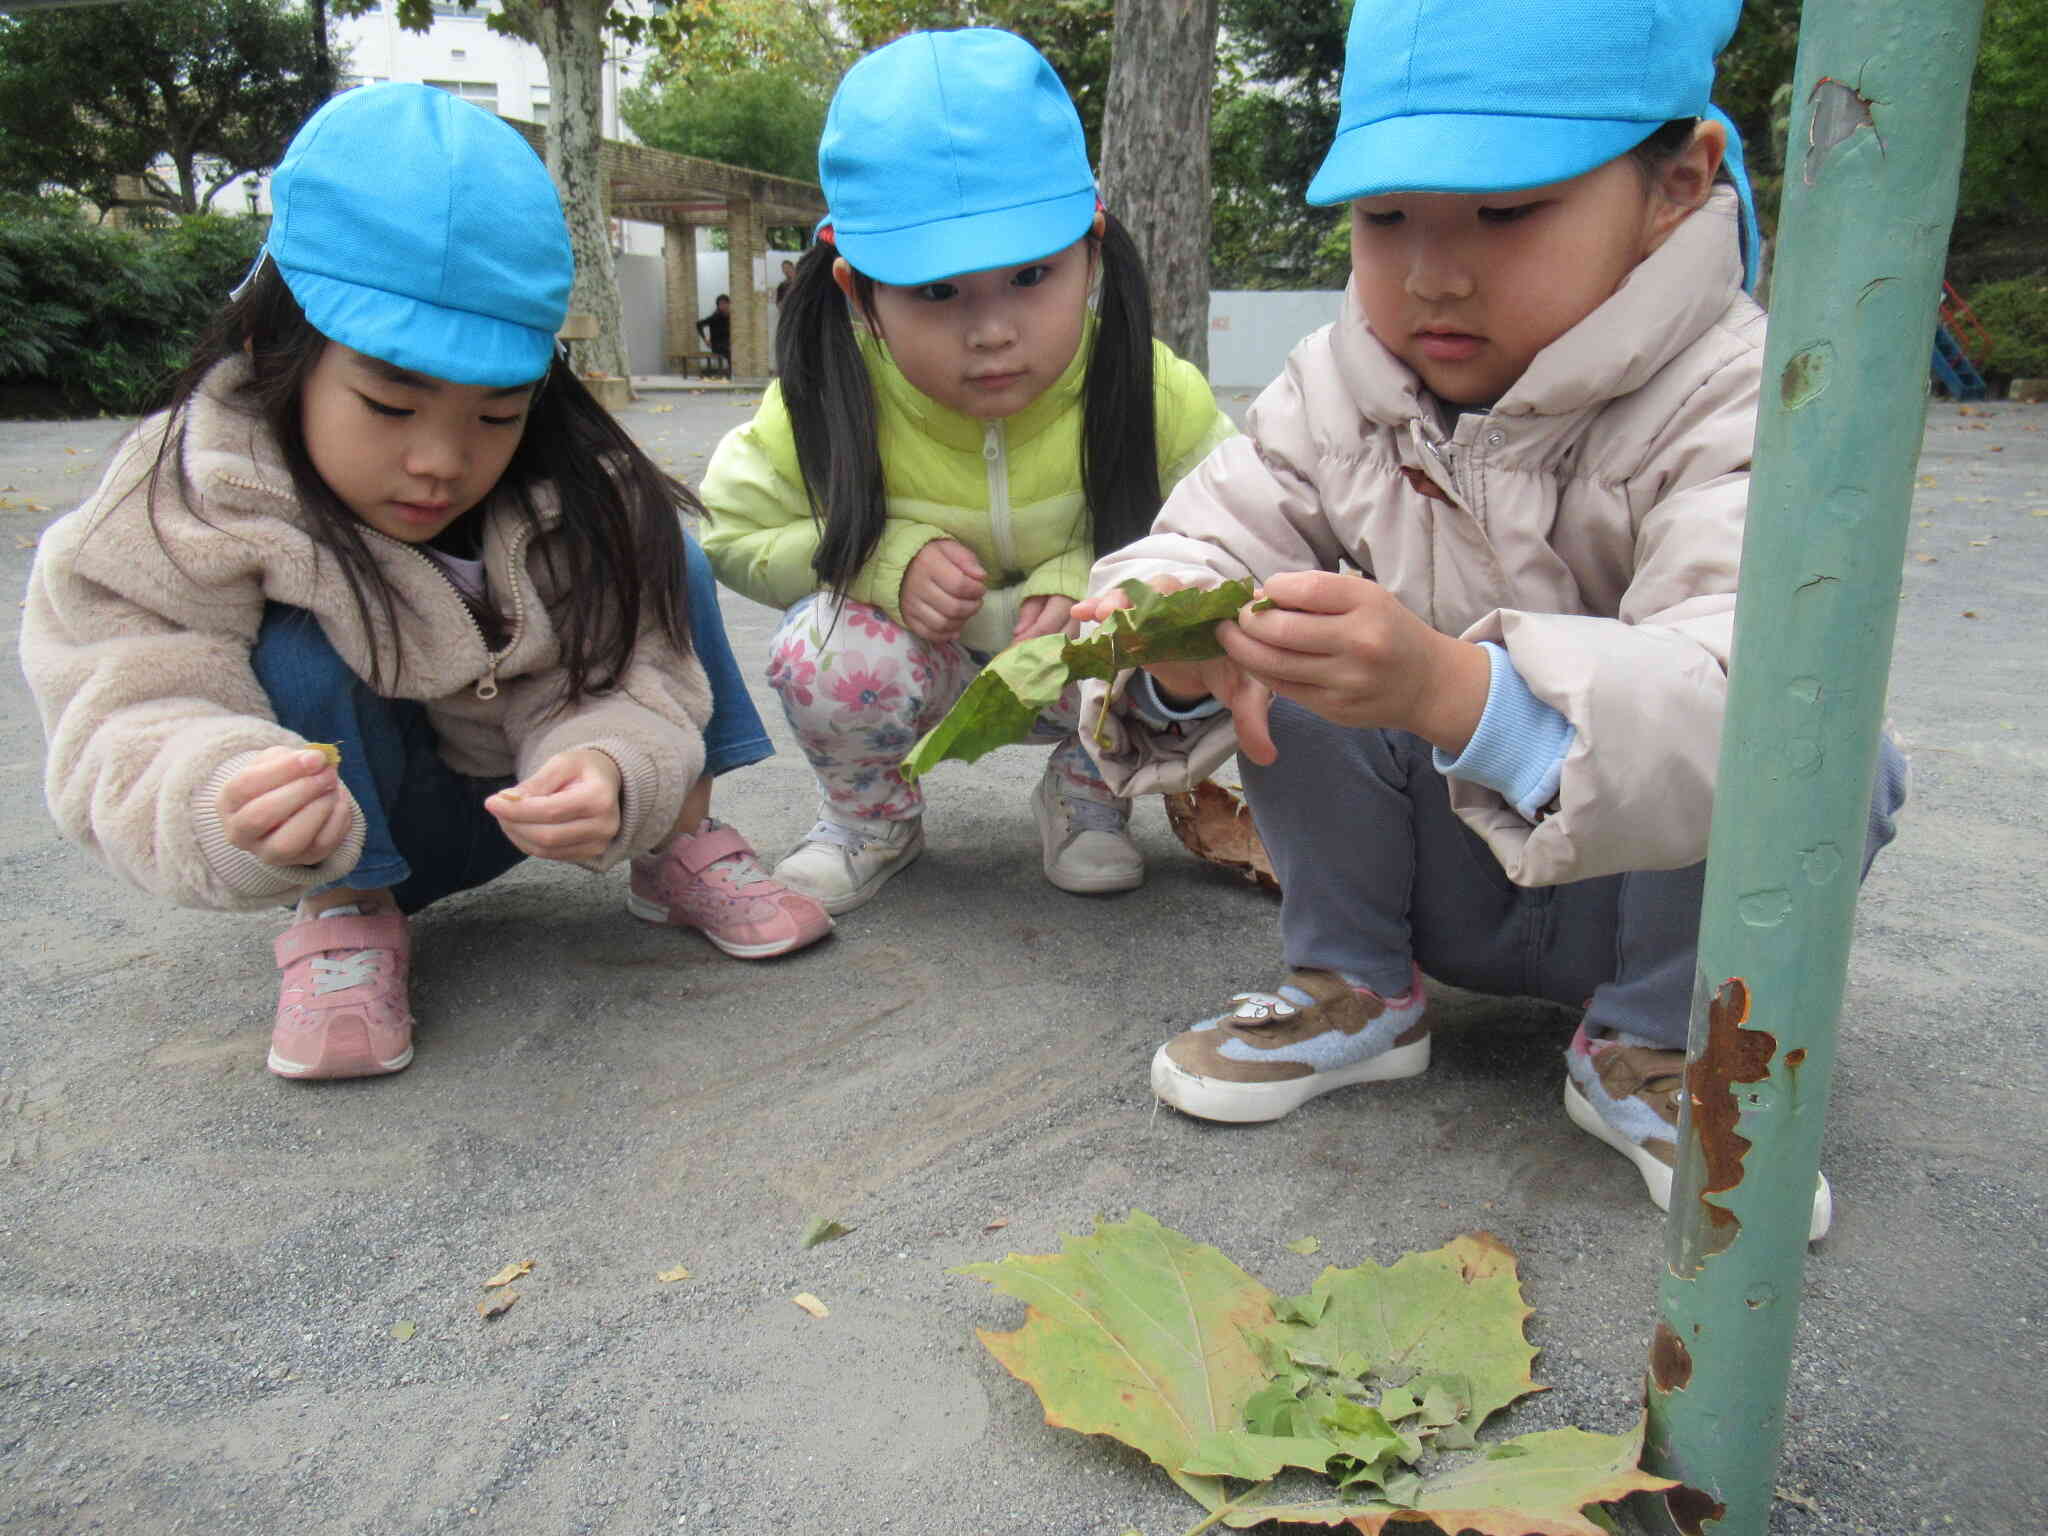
<box><xmin>264</xmin><ymin>83</ymin><xmax>573</xmax><ymax>387</ymax></box>
<box><xmin>1306</xmin><ymin>0</ymin><xmax>1743</xmax><ymax>204</ymax></box>
<box><xmin>818</xmin><ymin>29</ymin><xmax>1097</xmax><ymax>287</ymax></box>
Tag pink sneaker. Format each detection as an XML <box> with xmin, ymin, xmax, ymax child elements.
<box><xmin>628</xmin><ymin>820</ymin><xmax>833</xmax><ymax>959</ymax></box>
<box><xmin>268</xmin><ymin>905</ymin><xmax>415</xmax><ymax>1080</ymax></box>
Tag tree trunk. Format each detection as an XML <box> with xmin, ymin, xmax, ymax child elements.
<box><xmin>1098</xmin><ymin>0</ymin><xmax>1219</xmax><ymax>373</ymax></box>
<box><xmin>533</xmin><ymin>0</ymin><xmax>632</xmax><ymax>384</ymax></box>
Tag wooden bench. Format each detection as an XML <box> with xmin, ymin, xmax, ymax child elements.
<box><xmin>667</xmin><ymin>351</ymin><xmax>731</xmax><ymax>379</ymax></box>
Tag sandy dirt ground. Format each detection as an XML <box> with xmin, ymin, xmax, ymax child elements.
<box><xmin>2</xmin><ymin>387</ymin><xmax>2043</xmax><ymax>1535</ymax></box>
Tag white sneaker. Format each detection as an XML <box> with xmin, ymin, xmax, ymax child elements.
<box><xmin>774</xmin><ymin>814</ymin><xmax>925</xmax><ymax>915</ymax></box>
<box><xmin>1032</xmin><ymin>766</ymin><xmax>1143</xmax><ymax>894</ymax></box>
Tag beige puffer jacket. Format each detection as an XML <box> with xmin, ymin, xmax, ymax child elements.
<box><xmin>21</xmin><ymin>356</ymin><xmax>712</xmax><ymax>911</ymax></box>
<box><xmin>1084</xmin><ymin>189</ymin><xmax>1761</xmax><ymax>887</ymax></box>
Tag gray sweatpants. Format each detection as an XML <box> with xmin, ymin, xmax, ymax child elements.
<box><xmin>1240</xmin><ymin>700</ymin><xmax>1908</xmax><ymax>1049</ymax></box>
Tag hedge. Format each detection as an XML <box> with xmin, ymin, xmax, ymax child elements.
<box><xmin>0</xmin><ymin>200</ymin><xmax>264</xmax><ymax>417</ymax></box>
<box><xmin>1964</xmin><ymin>274</ymin><xmax>2048</xmax><ymax>382</ymax></box>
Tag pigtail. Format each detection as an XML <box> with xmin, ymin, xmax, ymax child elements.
<box><xmin>1080</xmin><ymin>211</ymin><xmax>1163</xmax><ymax>558</ymax></box>
<box><xmin>774</xmin><ymin>241</ymin><xmax>886</xmax><ymax>597</ymax></box>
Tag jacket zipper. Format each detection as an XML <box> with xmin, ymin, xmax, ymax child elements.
<box><xmin>982</xmin><ymin>423</ymin><xmax>1016</xmax><ymax>577</ymax></box>
<box><xmin>367</xmin><ymin>522</ymin><xmax>532</xmax><ymax>701</ymax></box>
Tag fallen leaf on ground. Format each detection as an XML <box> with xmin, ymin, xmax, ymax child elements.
<box><xmin>478</xmin><ymin>1290</ymin><xmax>519</xmax><ymax>1319</ymax></box>
<box><xmin>1913</xmin><ymin>554</ymin><xmax>1938</xmax><ymax>564</ymax></box>
<box><xmin>801</xmin><ymin>1216</ymin><xmax>852</xmax><ymax>1249</ymax></box>
<box><xmin>792</xmin><ymin>1292</ymin><xmax>830</xmax><ymax>1318</ymax></box>
<box><xmin>657</xmin><ymin>1264</ymin><xmax>691</xmax><ymax>1284</ymax></box>
<box><xmin>1917</xmin><ymin>475</ymin><xmax>1938</xmax><ymax>487</ymax></box>
<box><xmin>1963</xmin><ymin>610</ymin><xmax>1980</xmax><ymax>618</ymax></box>
<box><xmin>483</xmin><ymin>1260</ymin><xmax>534</xmax><ymax>1288</ymax></box>
<box><xmin>1164</xmin><ymin>778</ymin><xmax>1279</xmax><ymax>892</ymax></box>
<box><xmin>983</xmin><ymin>1215</ymin><xmax>1010</xmax><ymax>1232</ymax></box>
<box><xmin>1285</xmin><ymin>1236</ymin><xmax>1321</xmax><ymax>1255</ymax></box>
<box><xmin>390</xmin><ymin>1321</ymin><xmax>416</xmax><ymax>1341</ymax></box>
<box><xmin>1775</xmin><ymin>1486</ymin><xmax>1821</xmax><ymax>1512</ymax></box>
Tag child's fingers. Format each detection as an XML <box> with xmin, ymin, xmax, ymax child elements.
<box><xmin>932</xmin><ymin>539</ymin><xmax>988</xmax><ymax>582</ymax></box>
<box><xmin>1219</xmin><ymin>673</ymin><xmax>1279</xmax><ymax>765</ymax></box>
<box><xmin>1256</xmin><ymin>568</ymin><xmax>1372</xmax><ymax>615</ymax></box>
<box><xmin>219</xmin><ymin>748</ymin><xmax>333</xmax><ymax>815</ymax></box>
<box><xmin>224</xmin><ymin>770</ymin><xmax>339</xmax><ymax>848</ymax></box>
<box><xmin>257</xmin><ymin>790</ymin><xmax>345</xmax><ymax>865</ymax></box>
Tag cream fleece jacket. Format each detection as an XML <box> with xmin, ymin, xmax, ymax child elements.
<box><xmin>20</xmin><ymin>357</ymin><xmax>712</xmax><ymax>911</ymax></box>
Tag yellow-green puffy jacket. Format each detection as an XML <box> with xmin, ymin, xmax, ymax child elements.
<box><xmin>699</xmin><ymin>317</ymin><xmax>1236</xmax><ymax>652</ymax></box>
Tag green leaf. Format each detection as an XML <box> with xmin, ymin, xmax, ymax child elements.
<box><xmin>1285</xmin><ymin>1235</ymin><xmax>1322</xmax><ymax>1256</ymax></box>
<box><xmin>1263</xmin><ymin>1233</ymin><xmax>1540</xmax><ymax>1437</ymax></box>
<box><xmin>1214</xmin><ymin>1421</ymin><xmax>1678</xmax><ymax>1534</ymax></box>
<box><xmin>955</xmin><ymin>1210</ymin><xmax>1278</xmax><ymax>1512</ymax></box>
<box><xmin>1181</xmin><ymin>1430</ymin><xmax>1342</xmax><ymax>1481</ymax></box>
<box><xmin>1243</xmin><ymin>1377</ymin><xmax>1313</xmax><ymax>1438</ymax></box>
<box><xmin>898</xmin><ymin>632</ymin><xmax>1069</xmax><ymax>780</ymax></box>
<box><xmin>1061</xmin><ymin>578</ymin><xmax>1264</xmax><ymax>680</ymax></box>
<box><xmin>800</xmin><ymin>1215</ymin><xmax>851</xmax><ymax>1249</ymax></box>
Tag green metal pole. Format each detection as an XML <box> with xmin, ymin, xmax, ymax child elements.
<box><xmin>1637</xmin><ymin>5</ymin><xmax>1984</xmax><ymax>1533</ymax></box>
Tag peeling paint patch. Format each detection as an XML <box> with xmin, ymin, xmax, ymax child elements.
<box><xmin>1651</xmin><ymin>1321</ymin><xmax>1694</xmax><ymax>1391</ymax></box>
<box><xmin>1737</xmin><ymin>888</ymin><xmax>1791</xmax><ymax>927</ymax></box>
<box><xmin>1669</xmin><ymin>1483</ymin><xmax>1730</xmax><ymax>1534</ymax></box>
<box><xmin>1781</xmin><ymin>342</ymin><xmax>1834</xmax><ymax>410</ymax></box>
<box><xmin>1785</xmin><ymin>1048</ymin><xmax>1807</xmax><ymax>1068</ymax></box>
<box><xmin>1787</xmin><ymin>676</ymin><xmax>1823</xmax><ymax>705</ymax></box>
<box><xmin>1803</xmin><ymin>76</ymin><xmax>1880</xmax><ymax>186</ymax></box>
<box><xmin>1687</xmin><ymin>978</ymin><xmax>1778</xmax><ymax>1255</ymax></box>
<box><xmin>1801</xmin><ymin>843</ymin><xmax>1843</xmax><ymax>886</ymax></box>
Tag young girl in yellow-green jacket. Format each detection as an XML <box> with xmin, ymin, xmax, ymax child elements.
<box><xmin>700</xmin><ymin>28</ymin><xmax>1234</xmax><ymax>916</ymax></box>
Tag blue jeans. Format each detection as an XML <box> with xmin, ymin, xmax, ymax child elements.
<box><xmin>249</xmin><ymin>531</ymin><xmax>769</xmax><ymax>914</ymax></box>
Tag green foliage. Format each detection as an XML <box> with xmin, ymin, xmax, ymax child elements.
<box><xmin>1967</xmin><ymin>275</ymin><xmax>2048</xmax><ymax>379</ymax></box>
<box><xmin>958</xmin><ymin>1216</ymin><xmax>1677</xmax><ymax>1534</ymax></box>
<box><xmin>1959</xmin><ymin>0</ymin><xmax>2048</xmax><ymax>221</ymax></box>
<box><xmin>0</xmin><ymin>204</ymin><xmax>263</xmax><ymax>415</ymax></box>
<box><xmin>0</xmin><ymin>0</ymin><xmax>336</xmax><ymax>214</ymax></box>
<box><xmin>620</xmin><ymin>68</ymin><xmax>828</xmax><ymax>183</ymax></box>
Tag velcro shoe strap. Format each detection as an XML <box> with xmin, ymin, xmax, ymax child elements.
<box><xmin>275</xmin><ymin>912</ymin><xmax>407</xmax><ymax>969</ymax></box>
<box><xmin>667</xmin><ymin>824</ymin><xmax>753</xmax><ymax>875</ymax></box>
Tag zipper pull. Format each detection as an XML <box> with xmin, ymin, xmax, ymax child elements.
<box><xmin>475</xmin><ymin>658</ymin><xmax>500</xmax><ymax>701</ymax></box>
<box><xmin>982</xmin><ymin>424</ymin><xmax>1000</xmax><ymax>461</ymax></box>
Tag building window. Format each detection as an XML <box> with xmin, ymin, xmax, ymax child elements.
<box><xmin>529</xmin><ymin>90</ymin><xmax>549</xmax><ymax>126</ymax></box>
<box><xmin>424</xmin><ymin>79</ymin><xmax>499</xmax><ymax>114</ymax></box>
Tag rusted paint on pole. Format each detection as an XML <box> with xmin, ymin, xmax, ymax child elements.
<box><xmin>1638</xmin><ymin>5</ymin><xmax>1984</xmax><ymax>1532</ymax></box>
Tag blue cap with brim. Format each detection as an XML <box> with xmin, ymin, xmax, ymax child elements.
<box><xmin>264</xmin><ymin>82</ymin><xmax>573</xmax><ymax>388</ymax></box>
<box><xmin>819</xmin><ymin>29</ymin><xmax>1097</xmax><ymax>287</ymax></box>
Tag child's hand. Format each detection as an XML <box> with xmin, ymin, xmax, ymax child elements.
<box><xmin>900</xmin><ymin>539</ymin><xmax>986</xmax><ymax>643</ymax></box>
<box><xmin>1012</xmin><ymin>594</ymin><xmax>1074</xmax><ymax>644</ymax></box>
<box><xmin>219</xmin><ymin>746</ymin><xmax>352</xmax><ymax>867</ymax></box>
<box><xmin>484</xmin><ymin>748</ymin><xmax>623</xmax><ymax>863</ymax></box>
<box><xmin>1222</xmin><ymin>570</ymin><xmax>1490</xmax><ymax>753</ymax></box>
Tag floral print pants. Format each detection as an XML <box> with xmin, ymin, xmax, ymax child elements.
<box><xmin>765</xmin><ymin>594</ymin><xmax>1113</xmax><ymax>825</ymax></box>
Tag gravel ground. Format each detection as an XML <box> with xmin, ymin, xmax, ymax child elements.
<box><xmin>1</xmin><ymin>386</ymin><xmax>2043</xmax><ymax>1535</ymax></box>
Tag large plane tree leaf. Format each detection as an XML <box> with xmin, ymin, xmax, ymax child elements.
<box><xmin>898</xmin><ymin>578</ymin><xmax>1262</xmax><ymax>780</ymax></box>
<box><xmin>957</xmin><ymin>1217</ymin><xmax>1677</xmax><ymax>1536</ymax></box>
<box><xmin>953</xmin><ymin>1210</ymin><xmax>1278</xmax><ymax>1511</ymax></box>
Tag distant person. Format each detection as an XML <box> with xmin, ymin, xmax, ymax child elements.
<box><xmin>774</xmin><ymin>259</ymin><xmax>797</xmax><ymax>304</ymax></box>
<box><xmin>1071</xmin><ymin>0</ymin><xmax>1908</xmax><ymax>1239</ymax></box>
<box><xmin>700</xmin><ymin>29</ymin><xmax>1234</xmax><ymax>915</ymax></box>
<box><xmin>20</xmin><ymin>85</ymin><xmax>830</xmax><ymax>1083</ymax></box>
<box><xmin>696</xmin><ymin>294</ymin><xmax>732</xmax><ymax>374</ymax></box>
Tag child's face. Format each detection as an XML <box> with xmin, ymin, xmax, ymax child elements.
<box><xmin>1349</xmin><ymin>152</ymin><xmax>1702</xmax><ymax>409</ymax></box>
<box><xmin>843</xmin><ymin>235</ymin><xmax>1095</xmax><ymax>421</ymax></box>
<box><xmin>300</xmin><ymin>344</ymin><xmax>534</xmax><ymax>544</ymax></box>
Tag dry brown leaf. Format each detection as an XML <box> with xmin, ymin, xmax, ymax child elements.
<box><xmin>478</xmin><ymin>1289</ymin><xmax>519</xmax><ymax>1319</ymax></box>
<box><xmin>1963</xmin><ymin>610</ymin><xmax>1980</xmax><ymax>619</ymax></box>
<box><xmin>657</xmin><ymin>1264</ymin><xmax>691</xmax><ymax>1284</ymax></box>
<box><xmin>983</xmin><ymin>1216</ymin><xmax>1010</xmax><ymax>1232</ymax></box>
<box><xmin>1162</xmin><ymin>778</ymin><xmax>1280</xmax><ymax>893</ymax></box>
<box><xmin>1914</xmin><ymin>554</ymin><xmax>1938</xmax><ymax>564</ymax></box>
<box><xmin>792</xmin><ymin>1292</ymin><xmax>829</xmax><ymax>1319</ymax></box>
<box><xmin>483</xmin><ymin>1260</ymin><xmax>534</xmax><ymax>1288</ymax></box>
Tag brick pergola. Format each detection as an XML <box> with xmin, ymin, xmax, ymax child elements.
<box><xmin>505</xmin><ymin>122</ymin><xmax>825</xmax><ymax>382</ymax></box>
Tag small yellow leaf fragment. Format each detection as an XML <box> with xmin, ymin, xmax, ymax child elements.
<box><xmin>390</xmin><ymin>1320</ymin><xmax>416</xmax><ymax>1341</ymax></box>
<box><xmin>791</xmin><ymin>1292</ymin><xmax>829</xmax><ymax>1319</ymax></box>
<box><xmin>800</xmin><ymin>1216</ymin><xmax>851</xmax><ymax>1249</ymax></box>
<box><xmin>657</xmin><ymin>1264</ymin><xmax>691</xmax><ymax>1284</ymax></box>
<box><xmin>1916</xmin><ymin>475</ymin><xmax>1937</xmax><ymax>488</ymax></box>
<box><xmin>478</xmin><ymin>1290</ymin><xmax>519</xmax><ymax>1319</ymax></box>
<box><xmin>483</xmin><ymin>1260</ymin><xmax>534</xmax><ymax>1288</ymax></box>
<box><xmin>306</xmin><ymin>741</ymin><xmax>342</xmax><ymax>767</ymax></box>
<box><xmin>1286</xmin><ymin>1235</ymin><xmax>1322</xmax><ymax>1255</ymax></box>
<box><xmin>2031</xmin><ymin>509</ymin><xmax>2048</xmax><ymax>518</ymax></box>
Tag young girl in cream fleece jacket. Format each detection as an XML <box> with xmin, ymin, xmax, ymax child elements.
<box><xmin>1073</xmin><ymin>0</ymin><xmax>1907</xmax><ymax>1239</ymax></box>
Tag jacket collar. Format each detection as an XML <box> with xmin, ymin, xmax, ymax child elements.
<box><xmin>1331</xmin><ymin>185</ymin><xmax>1749</xmax><ymax>428</ymax></box>
<box><xmin>861</xmin><ymin>311</ymin><xmax>1095</xmax><ymax>453</ymax></box>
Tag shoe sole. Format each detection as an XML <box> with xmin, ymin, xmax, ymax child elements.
<box><xmin>624</xmin><ymin>891</ymin><xmax>834</xmax><ymax>958</ymax></box>
<box><xmin>267</xmin><ymin>1044</ymin><xmax>413</xmax><ymax>1080</ymax></box>
<box><xmin>778</xmin><ymin>826</ymin><xmax>926</xmax><ymax>916</ymax></box>
<box><xmin>1562</xmin><ymin>1078</ymin><xmax>1833</xmax><ymax>1241</ymax></box>
<box><xmin>1033</xmin><ymin>779</ymin><xmax>1144</xmax><ymax>894</ymax></box>
<box><xmin>1150</xmin><ymin>1035</ymin><xmax>1430</xmax><ymax>1123</ymax></box>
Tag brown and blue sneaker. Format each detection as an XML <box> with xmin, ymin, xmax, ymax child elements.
<box><xmin>1150</xmin><ymin>965</ymin><xmax>1429</xmax><ymax>1123</ymax></box>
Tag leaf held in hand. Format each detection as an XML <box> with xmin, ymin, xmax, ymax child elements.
<box><xmin>306</xmin><ymin>741</ymin><xmax>343</xmax><ymax>767</ymax></box>
<box><xmin>802</xmin><ymin>1216</ymin><xmax>852</xmax><ymax>1248</ymax></box>
<box><xmin>483</xmin><ymin>1260</ymin><xmax>534</xmax><ymax>1288</ymax></box>
<box><xmin>1062</xmin><ymin>578</ymin><xmax>1265</xmax><ymax>680</ymax></box>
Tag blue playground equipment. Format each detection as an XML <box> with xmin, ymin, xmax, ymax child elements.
<box><xmin>1933</xmin><ymin>281</ymin><xmax>1991</xmax><ymax>400</ymax></box>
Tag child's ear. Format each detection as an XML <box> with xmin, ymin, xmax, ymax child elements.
<box><xmin>1644</xmin><ymin>119</ymin><xmax>1727</xmax><ymax>250</ymax></box>
<box><xmin>830</xmin><ymin>257</ymin><xmax>858</xmax><ymax>303</ymax></box>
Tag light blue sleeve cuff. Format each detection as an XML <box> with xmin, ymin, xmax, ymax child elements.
<box><xmin>1126</xmin><ymin>669</ymin><xmax>1227</xmax><ymax>729</ymax></box>
<box><xmin>1433</xmin><ymin>642</ymin><xmax>1576</xmax><ymax>821</ymax></box>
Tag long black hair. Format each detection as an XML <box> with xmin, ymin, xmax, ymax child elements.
<box><xmin>139</xmin><ymin>261</ymin><xmax>693</xmax><ymax>701</ymax></box>
<box><xmin>772</xmin><ymin>211</ymin><xmax>1163</xmax><ymax>598</ymax></box>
